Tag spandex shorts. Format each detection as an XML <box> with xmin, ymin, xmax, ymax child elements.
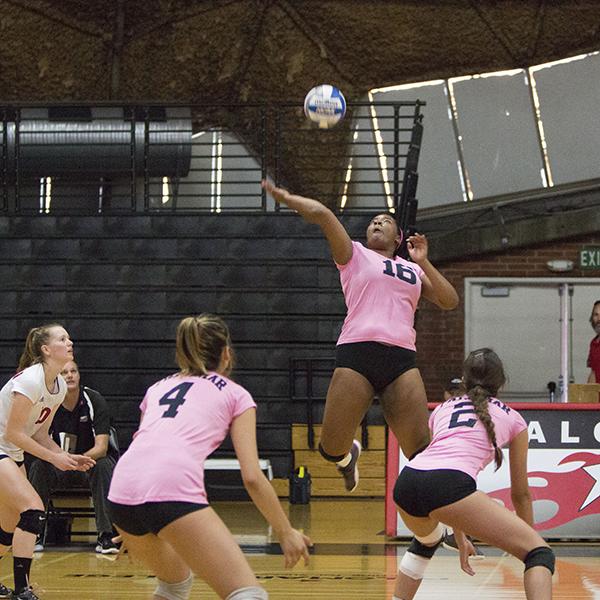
<box><xmin>0</xmin><ymin>454</ymin><xmax>24</xmax><ymax>468</ymax></box>
<box><xmin>335</xmin><ymin>342</ymin><xmax>417</xmax><ymax>392</ymax></box>
<box><xmin>107</xmin><ymin>500</ymin><xmax>208</xmax><ymax>536</ymax></box>
<box><xmin>393</xmin><ymin>466</ymin><xmax>477</xmax><ymax>517</ymax></box>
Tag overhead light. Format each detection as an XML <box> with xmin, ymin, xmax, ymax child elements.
<box><xmin>546</xmin><ymin>260</ymin><xmax>574</xmax><ymax>273</ymax></box>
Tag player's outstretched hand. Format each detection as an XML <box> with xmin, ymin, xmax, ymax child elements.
<box><xmin>406</xmin><ymin>233</ymin><xmax>429</xmax><ymax>264</ymax></box>
<box><xmin>261</xmin><ymin>180</ymin><xmax>291</xmax><ymax>206</ymax></box>
<box><xmin>51</xmin><ymin>452</ymin><xmax>82</xmax><ymax>471</ymax></box>
<box><xmin>70</xmin><ymin>453</ymin><xmax>96</xmax><ymax>471</ymax></box>
<box><xmin>455</xmin><ymin>531</ymin><xmax>477</xmax><ymax>576</ymax></box>
<box><xmin>280</xmin><ymin>528</ymin><xmax>313</xmax><ymax>568</ymax></box>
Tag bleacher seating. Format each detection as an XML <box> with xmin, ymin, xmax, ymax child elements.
<box><xmin>0</xmin><ymin>212</ymin><xmax>385</xmax><ymax>479</ymax></box>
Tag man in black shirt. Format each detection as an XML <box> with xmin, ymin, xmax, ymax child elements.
<box><xmin>28</xmin><ymin>360</ymin><xmax>118</xmax><ymax>553</ymax></box>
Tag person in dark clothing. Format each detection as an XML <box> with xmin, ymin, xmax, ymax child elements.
<box><xmin>28</xmin><ymin>360</ymin><xmax>118</xmax><ymax>554</ymax></box>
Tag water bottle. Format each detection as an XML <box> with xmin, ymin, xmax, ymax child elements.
<box><xmin>547</xmin><ymin>381</ymin><xmax>556</xmax><ymax>403</ymax></box>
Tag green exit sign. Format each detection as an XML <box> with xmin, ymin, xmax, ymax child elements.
<box><xmin>580</xmin><ymin>247</ymin><xmax>600</xmax><ymax>270</ymax></box>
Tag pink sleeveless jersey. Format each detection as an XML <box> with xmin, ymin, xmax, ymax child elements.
<box><xmin>108</xmin><ymin>372</ymin><xmax>256</xmax><ymax>505</ymax></box>
<box><xmin>408</xmin><ymin>396</ymin><xmax>528</xmax><ymax>480</ymax></box>
<box><xmin>336</xmin><ymin>242</ymin><xmax>424</xmax><ymax>350</ymax></box>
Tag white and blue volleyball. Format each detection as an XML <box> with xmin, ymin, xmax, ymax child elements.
<box><xmin>304</xmin><ymin>84</ymin><xmax>346</xmax><ymax>129</ymax></box>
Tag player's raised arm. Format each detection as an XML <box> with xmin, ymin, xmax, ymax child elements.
<box><xmin>262</xmin><ymin>180</ymin><xmax>352</xmax><ymax>265</ymax></box>
<box><xmin>407</xmin><ymin>233</ymin><xmax>458</xmax><ymax>310</ymax></box>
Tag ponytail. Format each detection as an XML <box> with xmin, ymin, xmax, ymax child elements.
<box><xmin>463</xmin><ymin>348</ymin><xmax>507</xmax><ymax>471</ymax></box>
<box><xmin>468</xmin><ymin>384</ymin><xmax>503</xmax><ymax>470</ymax></box>
<box><xmin>176</xmin><ymin>314</ymin><xmax>233</xmax><ymax>377</ymax></box>
<box><xmin>18</xmin><ymin>323</ymin><xmax>63</xmax><ymax>371</ymax></box>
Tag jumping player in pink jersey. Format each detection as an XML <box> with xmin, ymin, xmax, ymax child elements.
<box><xmin>0</xmin><ymin>324</ymin><xmax>95</xmax><ymax>600</ymax></box>
<box><xmin>262</xmin><ymin>180</ymin><xmax>458</xmax><ymax>491</ymax></box>
<box><xmin>392</xmin><ymin>348</ymin><xmax>554</xmax><ymax>600</ymax></box>
<box><xmin>108</xmin><ymin>315</ymin><xmax>311</xmax><ymax>600</ymax></box>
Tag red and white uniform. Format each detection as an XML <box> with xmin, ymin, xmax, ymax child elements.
<box><xmin>0</xmin><ymin>363</ymin><xmax>67</xmax><ymax>461</ymax></box>
<box><xmin>109</xmin><ymin>372</ymin><xmax>256</xmax><ymax>505</ymax></box>
<box><xmin>336</xmin><ymin>241</ymin><xmax>424</xmax><ymax>350</ymax></box>
<box><xmin>409</xmin><ymin>395</ymin><xmax>527</xmax><ymax>480</ymax></box>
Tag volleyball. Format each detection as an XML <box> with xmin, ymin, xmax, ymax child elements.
<box><xmin>303</xmin><ymin>84</ymin><xmax>346</xmax><ymax>129</ymax></box>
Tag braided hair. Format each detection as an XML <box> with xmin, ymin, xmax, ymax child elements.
<box><xmin>463</xmin><ymin>348</ymin><xmax>507</xmax><ymax>470</ymax></box>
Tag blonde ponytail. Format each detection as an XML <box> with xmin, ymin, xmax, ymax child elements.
<box><xmin>176</xmin><ymin>314</ymin><xmax>233</xmax><ymax>376</ymax></box>
<box><xmin>18</xmin><ymin>323</ymin><xmax>63</xmax><ymax>370</ymax></box>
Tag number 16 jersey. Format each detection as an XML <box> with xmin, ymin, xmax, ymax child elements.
<box><xmin>108</xmin><ymin>372</ymin><xmax>256</xmax><ymax>505</ymax></box>
<box><xmin>336</xmin><ymin>242</ymin><xmax>424</xmax><ymax>351</ymax></box>
<box><xmin>408</xmin><ymin>395</ymin><xmax>527</xmax><ymax>480</ymax></box>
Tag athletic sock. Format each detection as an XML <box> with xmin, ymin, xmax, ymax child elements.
<box><xmin>13</xmin><ymin>556</ymin><xmax>32</xmax><ymax>593</ymax></box>
<box><xmin>336</xmin><ymin>452</ymin><xmax>352</xmax><ymax>468</ymax></box>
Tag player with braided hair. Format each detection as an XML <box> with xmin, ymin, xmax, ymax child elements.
<box><xmin>391</xmin><ymin>348</ymin><xmax>554</xmax><ymax>600</ymax></box>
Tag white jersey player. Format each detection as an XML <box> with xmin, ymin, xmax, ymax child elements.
<box><xmin>0</xmin><ymin>324</ymin><xmax>94</xmax><ymax>600</ymax></box>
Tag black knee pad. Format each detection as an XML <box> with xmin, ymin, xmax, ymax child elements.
<box><xmin>17</xmin><ymin>509</ymin><xmax>46</xmax><ymax>536</ymax></box>
<box><xmin>524</xmin><ymin>546</ymin><xmax>555</xmax><ymax>575</ymax></box>
<box><xmin>0</xmin><ymin>527</ymin><xmax>13</xmax><ymax>546</ymax></box>
<box><xmin>318</xmin><ymin>443</ymin><xmax>346</xmax><ymax>463</ymax></box>
<box><xmin>407</xmin><ymin>536</ymin><xmax>441</xmax><ymax>559</ymax></box>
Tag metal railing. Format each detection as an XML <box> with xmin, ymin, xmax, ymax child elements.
<box><xmin>0</xmin><ymin>101</ymin><xmax>424</xmax><ymax>215</ymax></box>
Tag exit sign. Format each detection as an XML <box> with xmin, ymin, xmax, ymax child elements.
<box><xmin>580</xmin><ymin>247</ymin><xmax>600</xmax><ymax>270</ymax></box>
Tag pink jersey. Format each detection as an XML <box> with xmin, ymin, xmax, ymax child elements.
<box><xmin>336</xmin><ymin>242</ymin><xmax>424</xmax><ymax>350</ymax></box>
<box><xmin>108</xmin><ymin>372</ymin><xmax>256</xmax><ymax>505</ymax></box>
<box><xmin>408</xmin><ymin>396</ymin><xmax>527</xmax><ymax>480</ymax></box>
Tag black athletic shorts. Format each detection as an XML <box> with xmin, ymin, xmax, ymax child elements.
<box><xmin>393</xmin><ymin>466</ymin><xmax>477</xmax><ymax>517</ymax></box>
<box><xmin>335</xmin><ymin>342</ymin><xmax>417</xmax><ymax>392</ymax></box>
<box><xmin>0</xmin><ymin>454</ymin><xmax>24</xmax><ymax>468</ymax></box>
<box><xmin>107</xmin><ymin>500</ymin><xmax>208</xmax><ymax>536</ymax></box>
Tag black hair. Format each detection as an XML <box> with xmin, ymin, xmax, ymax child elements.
<box><xmin>463</xmin><ymin>348</ymin><xmax>507</xmax><ymax>470</ymax></box>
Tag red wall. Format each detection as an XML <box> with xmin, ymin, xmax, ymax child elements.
<box><xmin>417</xmin><ymin>232</ymin><xmax>600</xmax><ymax>402</ymax></box>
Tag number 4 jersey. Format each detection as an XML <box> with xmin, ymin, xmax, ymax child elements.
<box><xmin>108</xmin><ymin>372</ymin><xmax>256</xmax><ymax>505</ymax></box>
<box><xmin>336</xmin><ymin>241</ymin><xmax>424</xmax><ymax>350</ymax></box>
<box><xmin>0</xmin><ymin>363</ymin><xmax>67</xmax><ymax>461</ymax></box>
<box><xmin>408</xmin><ymin>395</ymin><xmax>528</xmax><ymax>480</ymax></box>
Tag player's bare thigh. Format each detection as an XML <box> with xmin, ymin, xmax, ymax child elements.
<box><xmin>320</xmin><ymin>367</ymin><xmax>374</xmax><ymax>456</ymax></box>
<box><xmin>380</xmin><ymin>368</ymin><xmax>430</xmax><ymax>458</ymax></box>
<box><xmin>159</xmin><ymin>506</ymin><xmax>259</xmax><ymax>598</ymax></box>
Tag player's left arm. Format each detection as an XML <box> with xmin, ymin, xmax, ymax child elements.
<box><xmin>588</xmin><ymin>370</ymin><xmax>596</xmax><ymax>383</ymax></box>
<box><xmin>508</xmin><ymin>429</ymin><xmax>533</xmax><ymax>526</ymax></box>
<box><xmin>231</xmin><ymin>408</ymin><xmax>312</xmax><ymax>567</ymax></box>
<box><xmin>408</xmin><ymin>233</ymin><xmax>458</xmax><ymax>310</ymax></box>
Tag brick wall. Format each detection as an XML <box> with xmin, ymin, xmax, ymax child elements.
<box><xmin>417</xmin><ymin>232</ymin><xmax>600</xmax><ymax>402</ymax></box>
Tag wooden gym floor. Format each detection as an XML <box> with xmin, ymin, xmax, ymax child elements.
<box><xmin>1</xmin><ymin>499</ymin><xmax>598</xmax><ymax>599</ymax></box>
